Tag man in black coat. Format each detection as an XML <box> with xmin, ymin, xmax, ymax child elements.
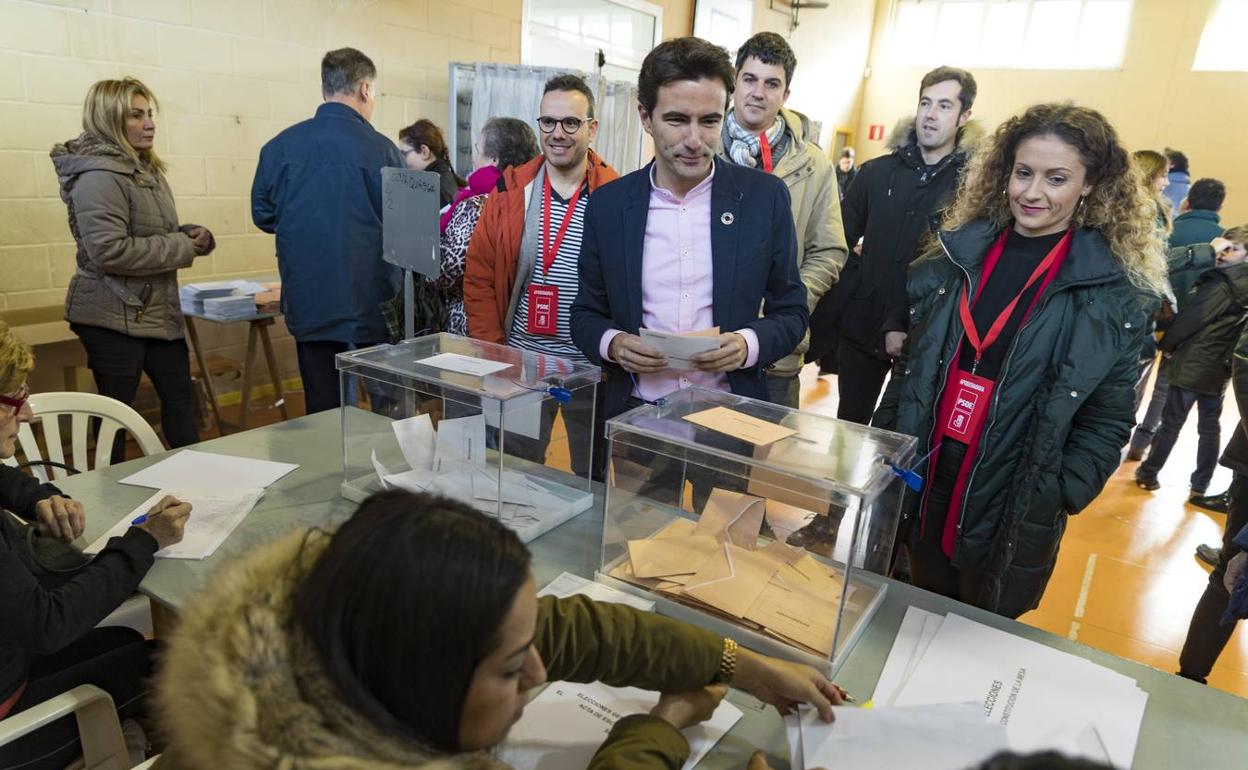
<box><xmin>807</xmin><ymin>66</ymin><xmax>978</xmax><ymax>424</ymax></box>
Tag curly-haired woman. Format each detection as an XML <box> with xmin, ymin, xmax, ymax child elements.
<box><xmin>874</xmin><ymin>103</ymin><xmax>1169</xmax><ymax>618</ymax></box>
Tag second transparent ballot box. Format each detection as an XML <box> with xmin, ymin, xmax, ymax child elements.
<box><xmin>336</xmin><ymin>333</ymin><xmax>601</xmax><ymax>542</ymax></box>
<box><xmin>598</xmin><ymin>387</ymin><xmax>916</xmax><ymax>672</ymax></box>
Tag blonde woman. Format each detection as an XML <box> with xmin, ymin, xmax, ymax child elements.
<box><xmin>874</xmin><ymin>103</ymin><xmax>1168</xmax><ymax>618</ymax></box>
<box><xmin>0</xmin><ymin>322</ymin><xmax>190</xmax><ymax>768</ymax></box>
<box><xmin>51</xmin><ymin>78</ymin><xmax>213</xmax><ymax>462</ymax></box>
<box><xmin>1133</xmin><ymin>148</ymin><xmax>1172</xmax><ymax>234</ymax></box>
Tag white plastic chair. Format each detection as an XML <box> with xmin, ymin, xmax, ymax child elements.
<box><xmin>3</xmin><ymin>392</ymin><xmax>165</xmax><ymax>482</ymax></box>
<box><xmin>0</xmin><ymin>685</ymin><xmax>144</xmax><ymax>769</ymax></box>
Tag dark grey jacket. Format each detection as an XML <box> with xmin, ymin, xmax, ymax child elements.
<box><xmin>52</xmin><ymin>134</ymin><xmax>200</xmax><ymax>340</ymax></box>
<box><xmin>874</xmin><ymin>220</ymin><xmax>1156</xmax><ymax>617</ymax></box>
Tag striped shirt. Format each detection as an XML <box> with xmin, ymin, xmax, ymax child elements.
<box><xmin>509</xmin><ymin>183</ymin><xmax>589</xmax><ymax>363</ymax></box>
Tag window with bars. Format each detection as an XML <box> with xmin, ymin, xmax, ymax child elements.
<box><xmin>886</xmin><ymin>0</ymin><xmax>1133</xmax><ymax>70</ymax></box>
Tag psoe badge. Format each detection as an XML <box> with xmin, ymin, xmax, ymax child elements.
<box><xmin>720</xmin><ymin>212</ymin><xmax>734</xmax><ymax>225</ymax></box>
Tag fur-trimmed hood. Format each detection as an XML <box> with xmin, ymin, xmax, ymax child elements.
<box><xmin>884</xmin><ymin>115</ymin><xmax>985</xmax><ymax>155</ymax></box>
<box><xmin>154</xmin><ymin>529</ymin><xmax>505</xmax><ymax>770</ymax></box>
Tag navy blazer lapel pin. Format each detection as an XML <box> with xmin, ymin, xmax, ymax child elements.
<box><xmin>720</xmin><ymin>212</ymin><xmax>734</xmax><ymax>226</ymax></box>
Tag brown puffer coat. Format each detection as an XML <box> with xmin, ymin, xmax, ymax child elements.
<box><xmin>51</xmin><ymin>134</ymin><xmax>202</xmax><ymax>340</ymax></box>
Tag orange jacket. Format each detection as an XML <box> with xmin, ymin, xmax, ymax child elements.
<box><xmin>463</xmin><ymin>151</ymin><xmax>619</xmax><ymax>344</ymax></box>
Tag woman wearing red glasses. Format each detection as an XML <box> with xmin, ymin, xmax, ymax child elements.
<box><xmin>0</xmin><ymin>322</ymin><xmax>191</xmax><ymax>768</ymax></box>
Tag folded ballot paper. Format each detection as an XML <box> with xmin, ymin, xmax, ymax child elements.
<box><xmin>867</xmin><ymin>607</ymin><xmax>1140</xmax><ymax>768</ymax></box>
<box><xmin>499</xmin><ymin>680</ymin><xmax>742</xmax><ymax>770</ymax></box>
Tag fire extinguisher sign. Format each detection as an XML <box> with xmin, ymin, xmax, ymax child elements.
<box><xmin>868</xmin><ymin>124</ymin><xmax>885</xmax><ymax>141</ymax></box>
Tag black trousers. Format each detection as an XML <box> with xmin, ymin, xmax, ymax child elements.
<box><xmin>1178</xmin><ymin>472</ymin><xmax>1248</xmax><ymax>683</ymax></box>
<box><xmin>296</xmin><ymin>339</ymin><xmax>390</xmax><ymax>415</ymax></box>
<box><xmin>1</xmin><ymin>627</ymin><xmax>156</xmax><ymax>770</ymax></box>
<box><xmin>71</xmin><ymin>324</ymin><xmax>198</xmax><ymax>464</ymax></box>
<box><xmin>909</xmin><ymin>440</ymin><xmax>987</xmax><ymax>606</ymax></box>
<box><xmin>835</xmin><ymin>338</ymin><xmax>893</xmax><ymax>425</ymax></box>
<box><xmin>503</xmin><ymin>386</ymin><xmax>606</xmax><ymax>480</ymax></box>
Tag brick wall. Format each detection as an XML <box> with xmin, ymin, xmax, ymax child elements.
<box><xmin>0</xmin><ymin>0</ymin><xmax>525</xmax><ymax>389</ymax></box>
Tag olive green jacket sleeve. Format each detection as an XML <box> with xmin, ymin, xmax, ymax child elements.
<box><xmin>535</xmin><ymin>595</ymin><xmax>723</xmax><ymax>770</ymax></box>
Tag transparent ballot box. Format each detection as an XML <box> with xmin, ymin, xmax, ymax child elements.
<box><xmin>598</xmin><ymin>387</ymin><xmax>916</xmax><ymax>673</ymax></box>
<box><xmin>336</xmin><ymin>334</ymin><xmax>601</xmax><ymax>543</ymax></box>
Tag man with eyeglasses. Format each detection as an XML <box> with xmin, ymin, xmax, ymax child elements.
<box><xmin>464</xmin><ymin>74</ymin><xmax>619</xmax><ymax>476</ymax></box>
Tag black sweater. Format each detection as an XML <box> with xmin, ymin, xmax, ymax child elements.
<box><xmin>0</xmin><ymin>466</ymin><xmax>158</xmax><ymax>703</ymax></box>
<box><xmin>957</xmin><ymin>229</ymin><xmax>1065</xmax><ymax>380</ymax></box>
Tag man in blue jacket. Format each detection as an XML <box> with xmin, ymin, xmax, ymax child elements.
<box><xmin>1169</xmin><ymin>177</ymin><xmax>1227</xmax><ymax>249</ymax></box>
<box><xmin>251</xmin><ymin>48</ymin><xmax>404</xmax><ymax>414</ymax></box>
<box><xmin>570</xmin><ymin>36</ymin><xmax>808</xmax><ymax>422</ymax></box>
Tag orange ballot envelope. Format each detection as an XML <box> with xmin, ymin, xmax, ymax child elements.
<box><xmin>682</xmin><ymin>406</ymin><xmax>797</xmax><ymax>446</ymax></box>
<box><xmin>626</xmin><ymin>535</ymin><xmax>719</xmax><ymax>579</ymax></box>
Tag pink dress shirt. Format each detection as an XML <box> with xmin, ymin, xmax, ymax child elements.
<box><xmin>599</xmin><ymin>165</ymin><xmax>759</xmax><ymax>403</ymax></box>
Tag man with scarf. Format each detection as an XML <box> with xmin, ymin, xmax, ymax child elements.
<box><xmin>719</xmin><ymin>31</ymin><xmax>846</xmax><ymax>410</ymax></box>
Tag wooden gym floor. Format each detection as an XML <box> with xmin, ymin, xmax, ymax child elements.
<box><xmin>798</xmin><ymin>364</ymin><xmax>1248</xmax><ymax>699</ymax></box>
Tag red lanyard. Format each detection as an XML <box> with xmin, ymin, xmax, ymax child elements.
<box><xmin>958</xmin><ymin>230</ymin><xmax>1072</xmax><ymax>374</ymax></box>
<box><xmin>542</xmin><ymin>174</ymin><xmax>585</xmax><ymax>276</ymax></box>
<box><xmin>759</xmin><ymin>132</ymin><xmax>773</xmax><ymax>173</ymax></box>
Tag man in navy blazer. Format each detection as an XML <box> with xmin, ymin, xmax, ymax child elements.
<box><xmin>571</xmin><ymin>37</ymin><xmax>808</xmax><ymax>421</ymax></box>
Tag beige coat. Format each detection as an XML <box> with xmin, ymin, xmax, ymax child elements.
<box><xmin>51</xmin><ymin>134</ymin><xmax>197</xmax><ymax>340</ymax></box>
<box><xmin>765</xmin><ymin>108</ymin><xmax>848</xmax><ymax>376</ymax></box>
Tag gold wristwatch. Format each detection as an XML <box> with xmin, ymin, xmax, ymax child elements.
<box><xmin>714</xmin><ymin>637</ymin><xmax>738</xmax><ymax>684</ymax></box>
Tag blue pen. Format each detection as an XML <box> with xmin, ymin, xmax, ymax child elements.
<box><xmin>130</xmin><ymin>513</ymin><xmax>148</xmax><ymax>527</ymax></box>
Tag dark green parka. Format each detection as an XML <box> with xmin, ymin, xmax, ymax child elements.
<box><xmin>874</xmin><ymin>220</ymin><xmax>1158</xmax><ymax>617</ymax></box>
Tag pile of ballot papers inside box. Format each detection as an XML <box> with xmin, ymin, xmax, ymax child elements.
<box><xmin>607</xmin><ymin>488</ymin><xmax>855</xmax><ymax>658</ymax></box>
<box><xmin>367</xmin><ymin>412</ymin><xmax>593</xmax><ymax>542</ymax></box>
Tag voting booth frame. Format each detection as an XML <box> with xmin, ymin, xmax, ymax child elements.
<box><xmin>336</xmin><ymin>334</ymin><xmax>602</xmax><ymax>543</ymax></box>
<box><xmin>597</xmin><ymin>387</ymin><xmax>915</xmax><ymax>675</ymax></box>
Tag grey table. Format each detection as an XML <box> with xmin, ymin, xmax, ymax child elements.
<box><xmin>63</xmin><ymin>411</ymin><xmax>1248</xmax><ymax>769</ymax></box>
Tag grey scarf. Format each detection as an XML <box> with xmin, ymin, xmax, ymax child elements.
<box><xmin>725</xmin><ymin>111</ymin><xmax>785</xmax><ymax>170</ymax></box>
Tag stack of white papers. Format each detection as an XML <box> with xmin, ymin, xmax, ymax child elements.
<box><xmin>499</xmin><ymin>680</ymin><xmax>742</xmax><ymax>770</ymax></box>
<box><xmin>539</xmin><ymin>572</ymin><xmax>656</xmax><ymax>611</ymax></box>
<box><xmin>202</xmin><ymin>293</ymin><xmax>257</xmax><ymax>320</ymax></box>
<box><xmin>179</xmin><ymin>281</ymin><xmax>235</xmax><ymax>315</ymax></box>
<box><xmin>85</xmin><ymin>487</ymin><xmax>263</xmax><ymax>560</ymax></box>
<box><xmin>871</xmin><ymin>608</ymin><xmax>1141</xmax><ymax>767</ymax></box>
<box><xmin>788</xmin><ymin>703</ymin><xmax>1008</xmax><ymax>770</ymax></box>
<box><xmin>180</xmin><ymin>280</ymin><xmax>270</xmax><ymax>317</ymax></box>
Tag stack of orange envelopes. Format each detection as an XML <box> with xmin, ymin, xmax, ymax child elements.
<box><xmin>609</xmin><ymin>488</ymin><xmax>847</xmax><ymax>657</ymax></box>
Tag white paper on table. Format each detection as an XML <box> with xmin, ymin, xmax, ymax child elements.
<box><xmin>498</xmin><ymin>681</ymin><xmax>742</xmax><ymax>770</ymax></box>
<box><xmin>539</xmin><ymin>572</ymin><xmax>656</xmax><ymax>611</ymax></box>
<box><xmin>435</xmin><ymin>414</ymin><xmax>487</xmax><ymax>467</ymax></box>
<box><xmin>391</xmin><ymin>413</ymin><xmax>435</xmax><ymax>470</ymax></box>
<box><xmin>784</xmin><ymin>712</ymin><xmax>803</xmax><ymax>770</ymax></box>
<box><xmin>892</xmin><ymin>613</ymin><xmax>1147</xmax><ymax>769</ymax></box>
<box><xmin>483</xmin><ymin>396</ymin><xmax>543</xmax><ymax>441</ymax></box>
<box><xmin>85</xmin><ymin>488</ymin><xmax>263</xmax><ymax>559</ymax></box>
<box><xmin>639</xmin><ymin>328</ymin><xmax>721</xmax><ymax>370</ymax></box>
<box><xmin>1040</xmin><ymin>723</ymin><xmax>1113</xmax><ymax>765</ymax></box>
<box><xmin>871</xmin><ymin>606</ymin><xmax>945</xmax><ymax>706</ymax></box>
<box><xmin>416</xmin><ymin>352</ymin><xmax>512</xmax><ymax>377</ymax></box>
<box><xmin>118</xmin><ymin>449</ymin><xmax>298</xmax><ymax>490</ymax></box>
<box><xmin>798</xmin><ymin>703</ymin><xmax>1007</xmax><ymax>770</ymax></box>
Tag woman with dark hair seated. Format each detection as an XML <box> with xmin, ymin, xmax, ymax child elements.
<box><xmin>154</xmin><ymin>490</ymin><xmax>845</xmax><ymax>769</ymax></box>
